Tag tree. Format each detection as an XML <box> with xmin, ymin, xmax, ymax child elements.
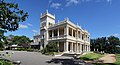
<box><xmin>108</xmin><ymin>36</ymin><xmax>120</xmax><ymax>53</ymax></box>
<box><xmin>11</xmin><ymin>36</ymin><xmax>31</xmax><ymax>48</ymax></box>
<box><xmin>90</xmin><ymin>36</ymin><xmax>120</xmax><ymax>53</ymax></box>
<box><xmin>0</xmin><ymin>0</ymin><xmax>28</xmax><ymax>43</ymax></box>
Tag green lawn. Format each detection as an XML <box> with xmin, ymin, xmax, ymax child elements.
<box><xmin>80</xmin><ymin>53</ymin><xmax>104</xmax><ymax>60</ymax></box>
<box><xmin>80</xmin><ymin>53</ymin><xmax>120</xmax><ymax>65</ymax></box>
<box><xmin>113</xmin><ymin>54</ymin><xmax>120</xmax><ymax>65</ymax></box>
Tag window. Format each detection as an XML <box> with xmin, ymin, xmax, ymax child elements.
<box><xmin>54</xmin><ymin>29</ymin><xmax>58</xmax><ymax>36</ymax></box>
<box><xmin>69</xmin><ymin>28</ymin><xmax>72</xmax><ymax>36</ymax></box>
<box><xmin>73</xmin><ymin>30</ymin><xmax>76</xmax><ymax>37</ymax></box>
<box><xmin>82</xmin><ymin>34</ymin><xmax>84</xmax><ymax>40</ymax></box>
<box><xmin>49</xmin><ymin>22</ymin><xmax>53</xmax><ymax>27</ymax></box>
<box><xmin>49</xmin><ymin>30</ymin><xmax>52</xmax><ymax>37</ymax></box>
<box><xmin>41</xmin><ymin>22</ymin><xmax>46</xmax><ymax>27</ymax></box>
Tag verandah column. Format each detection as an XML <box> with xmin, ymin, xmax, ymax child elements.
<box><xmin>77</xmin><ymin>43</ymin><xmax>79</xmax><ymax>53</ymax></box>
<box><xmin>86</xmin><ymin>45</ymin><xmax>88</xmax><ymax>52</ymax></box>
<box><xmin>83</xmin><ymin>44</ymin><xmax>85</xmax><ymax>52</ymax></box>
<box><xmin>85</xmin><ymin>45</ymin><xmax>86</xmax><ymax>52</ymax></box>
<box><xmin>64</xmin><ymin>41</ymin><xmax>69</xmax><ymax>52</ymax></box>
<box><xmin>64</xmin><ymin>25</ymin><xmax>68</xmax><ymax>36</ymax></box>
<box><xmin>89</xmin><ymin>45</ymin><xmax>90</xmax><ymax>51</ymax></box>
<box><xmin>87</xmin><ymin>45</ymin><xmax>89</xmax><ymax>52</ymax></box>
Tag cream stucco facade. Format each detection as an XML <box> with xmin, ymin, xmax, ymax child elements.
<box><xmin>34</xmin><ymin>10</ymin><xmax>90</xmax><ymax>53</ymax></box>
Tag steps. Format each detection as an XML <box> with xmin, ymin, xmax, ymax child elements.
<box><xmin>62</xmin><ymin>53</ymin><xmax>81</xmax><ymax>57</ymax></box>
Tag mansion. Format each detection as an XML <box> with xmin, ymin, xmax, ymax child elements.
<box><xmin>32</xmin><ymin>10</ymin><xmax>90</xmax><ymax>53</ymax></box>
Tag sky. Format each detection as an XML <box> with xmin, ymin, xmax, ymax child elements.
<box><xmin>4</xmin><ymin>0</ymin><xmax>120</xmax><ymax>39</ymax></box>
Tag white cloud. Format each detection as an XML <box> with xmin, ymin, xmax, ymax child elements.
<box><xmin>106</xmin><ymin>0</ymin><xmax>112</xmax><ymax>4</ymax></box>
<box><xmin>111</xmin><ymin>33</ymin><xmax>120</xmax><ymax>37</ymax></box>
<box><xmin>106</xmin><ymin>0</ymin><xmax>112</xmax><ymax>2</ymax></box>
<box><xmin>49</xmin><ymin>0</ymin><xmax>52</xmax><ymax>3</ymax></box>
<box><xmin>66</xmin><ymin>0</ymin><xmax>80</xmax><ymax>6</ymax></box>
<box><xmin>19</xmin><ymin>24</ymin><xmax>28</xmax><ymax>28</ymax></box>
<box><xmin>32</xmin><ymin>30</ymin><xmax>38</xmax><ymax>33</ymax></box>
<box><xmin>108</xmin><ymin>33</ymin><xmax>120</xmax><ymax>37</ymax></box>
<box><xmin>27</xmin><ymin>23</ymin><xmax>33</xmax><ymax>26</ymax></box>
<box><xmin>50</xmin><ymin>3</ymin><xmax>61</xmax><ymax>9</ymax></box>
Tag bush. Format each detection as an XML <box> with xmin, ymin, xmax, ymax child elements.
<box><xmin>41</xmin><ymin>43</ymin><xmax>58</xmax><ymax>55</ymax></box>
<box><xmin>27</xmin><ymin>48</ymin><xmax>33</xmax><ymax>52</ymax></box>
<box><xmin>0</xmin><ymin>60</ymin><xmax>13</xmax><ymax>65</ymax></box>
<box><xmin>41</xmin><ymin>48</ymin><xmax>48</xmax><ymax>54</ymax></box>
<box><xmin>46</xmin><ymin>43</ymin><xmax>58</xmax><ymax>52</ymax></box>
<box><xmin>16</xmin><ymin>48</ymin><xmax>33</xmax><ymax>51</ymax></box>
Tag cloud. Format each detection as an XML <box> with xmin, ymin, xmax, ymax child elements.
<box><xmin>65</xmin><ymin>0</ymin><xmax>113</xmax><ymax>6</ymax></box>
<box><xmin>50</xmin><ymin>3</ymin><xmax>61</xmax><ymax>9</ymax></box>
<box><xmin>27</xmin><ymin>23</ymin><xmax>33</xmax><ymax>26</ymax></box>
<box><xmin>106</xmin><ymin>0</ymin><xmax>112</xmax><ymax>4</ymax></box>
<box><xmin>19</xmin><ymin>24</ymin><xmax>28</xmax><ymax>28</ymax></box>
<box><xmin>111</xmin><ymin>33</ymin><xmax>120</xmax><ymax>37</ymax></box>
<box><xmin>49</xmin><ymin>0</ymin><xmax>52</xmax><ymax>3</ymax></box>
<box><xmin>108</xmin><ymin>33</ymin><xmax>120</xmax><ymax>37</ymax></box>
<box><xmin>32</xmin><ymin>30</ymin><xmax>38</xmax><ymax>33</ymax></box>
<box><xmin>66</xmin><ymin>0</ymin><xmax>80</xmax><ymax>6</ymax></box>
<box><xmin>106</xmin><ymin>0</ymin><xmax>112</xmax><ymax>2</ymax></box>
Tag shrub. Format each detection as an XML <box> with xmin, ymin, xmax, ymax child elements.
<box><xmin>0</xmin><ymin>60</ymin><xmax>13</xmax><ymax>65</ymax></box>
<box><xmin>46</xmin><ymin>43</ymin><xmax>58</xmax><ymax>52</ymax></box>
<box><xmin>27</xmin><ymin>48</ymin><xmax>33</xmax><ymax>52</ymax></box>
<box><xmin>16</xmin><ymin>48</ymin><xmax>33</xmax><ymax>51</ymax></box>
<box><xmin>41</xmin><ymin>43</ymin><xmax>58</xmax><ymax>55</ymax></box>
<box><xmin>41</xmin><ymin>48</ymin><xmax>48</xmax><ymax>54</ymax></box>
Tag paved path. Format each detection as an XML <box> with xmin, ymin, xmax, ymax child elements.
<box><xmin>4</xmin><ymin>51</ymin><xmax>60</xmax><ymax>65</ymax></box>
<box><xmin>2</xmin><ymin>50</ymin><xmax>92</xmax><ymax>65</ymax></box>
<box><xmin>98</xmin><ymin>54</ymin><xmax>116</xmax><ymax>63</ymax></box>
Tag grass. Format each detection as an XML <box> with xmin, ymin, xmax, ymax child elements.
<box><xmin>113</xmin><ymin>54</ymin><xmax>120</xmax><ymax>65</ymax></box>
<box><xmin>80</xmin><ymin>53</ymin><xmax>104</xmax><ymax>60</ymax></box>
<box><xmin>93</xmin><ymin>63</ymin><xmax>116</xmax><ymax>65</ymax></box>
<box><xmin>93</xmin><ymin>54</ymin><xmax>120</xmax><ymax>65</ymax></box>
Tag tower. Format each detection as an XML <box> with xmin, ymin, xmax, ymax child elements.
<box><xmin>40</xmin><ymin>10</ymin><xmax>55</xmax><ymax>49</ymax></box>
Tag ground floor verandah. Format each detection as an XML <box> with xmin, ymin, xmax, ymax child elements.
<box><xmin>48</xmin><ymin>41</ymin><xmax>90</xmax><ymax>53</ymax></box>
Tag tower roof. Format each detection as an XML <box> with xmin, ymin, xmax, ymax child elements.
<box><xmin>40</xmin><ymin>10</ymin><xmax>55</xmax><ymax>19</ymax></box>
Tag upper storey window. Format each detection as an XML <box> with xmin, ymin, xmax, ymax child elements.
<box><xmin>41</xmin><ymin>22</ymin><xmax>46</xmax><ymax>27</ymax></box>
<box><xmin>82</xmin><ymin>34</ymin><xmax>84</xmax><ymax>40</ymax></box>
<box><xmin>69</xmin><ymin>27</ymin><xmax>72</xmax><ymax>36</ymax></box>
<box><xmin>49</xmin><ymin>22</ymin><xmax>54</xmax><ymax>27</ymax></box>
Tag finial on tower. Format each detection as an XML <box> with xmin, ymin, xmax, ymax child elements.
<box><xmin>46</xmin><ymin>10</ymin><xmax>48</xmax><ymax>13</ymax></box>
<box><xmin>58</xmin><ymin>20</ymin><xmax>59</xmax><ymax>23</ymax></box>
<box><xmin>66</xmin><ymin>17</ymin><xmax>69</xmax><ymax>21</ymax></box>
<box><xmin>41</xmin><ymin>13</ymin><xmax>42</xmax><ymax>16</ymax></box>
<box><xmin>77</xmin><ymin>23</ymin><xmax>78</xmax><ymax>26</ymax></box>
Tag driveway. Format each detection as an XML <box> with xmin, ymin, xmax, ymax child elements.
<box><xmin>3</xmin><ymin>50</ymin><xmax>59</xmax><ymax>65</ymax></box>
<box><xmin>2</xmin><ymin>50</ymin><xmax>92</xmax><ymax>65</ymax></box>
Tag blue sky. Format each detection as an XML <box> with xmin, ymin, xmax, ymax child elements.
<box><xmin>4</xmin><ymin>0</ymin><xmax>120</xmax><ymax>39</ymax></box>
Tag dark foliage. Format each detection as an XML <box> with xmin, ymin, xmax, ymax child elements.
<box><xmin>90</xmin><ymin>36</ymin><xmax>120</xmax><ymax>54</ymax></box>
<box><xmin>0</xmin><ymin>0</ymin><xmax>28</xmax><ymax>48</ymax></box>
